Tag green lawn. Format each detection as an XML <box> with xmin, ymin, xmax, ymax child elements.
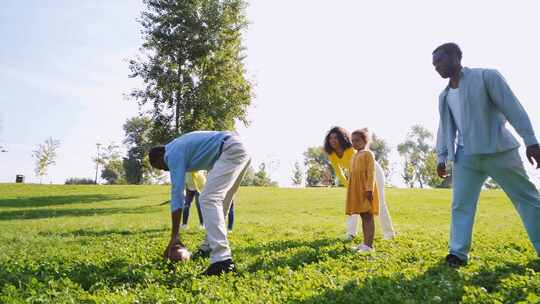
<box><xmin>0</xmin><ymin>184</ymin><xmax>539</xmax><ymax>303</ymax></box>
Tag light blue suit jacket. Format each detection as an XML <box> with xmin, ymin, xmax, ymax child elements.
<box><xmin>436</xmin><ymin>67</ymin><xmax>538</xmax><ymax>163</ymax></box>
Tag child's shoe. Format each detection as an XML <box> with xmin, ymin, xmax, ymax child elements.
<box><xmin>344</xmin><ymin>234</ymin><xmax>356</xmax><ymax>241</ymax></box>
<box><xmin>356</xmin><ymin>244</ymin><xmax>374</xmax><ymax>254</ymax></box>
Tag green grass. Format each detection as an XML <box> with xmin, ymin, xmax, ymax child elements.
<box><xmin>0</xmin><ymin>184</ymin><xmax>539</xmax><ymax>303</ymax></box>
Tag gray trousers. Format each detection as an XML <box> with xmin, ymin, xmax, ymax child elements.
<box><xmin>199</xmin><ymin>136</ymin><xmax>250</xmax><ymax>263</ymax></box>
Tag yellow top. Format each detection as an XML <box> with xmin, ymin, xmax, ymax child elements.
<box><xmin>346</xmin><ymin>150</ymin><xmax>379</xmax><ymax>215</ymax></box>
<box><xmin>328</xmin><ymin>147</ymin><xmax>355</xmax><ymax>187</ymax></box>
<box><xmin>185</xmin><ymin>171</ymin><xmax>206</xmax><ymax>192</ymax></box>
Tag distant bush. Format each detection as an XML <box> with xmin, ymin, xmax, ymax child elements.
<box><xmin>65</xmin><ymin>177</ymin><xmax>96</xmax><ymax>185</ymax></box>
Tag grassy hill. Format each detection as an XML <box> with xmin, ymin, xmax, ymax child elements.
<box><xmin>0</xmin><ymin>184</ymin><xmax>538</xmax><ymax>303</ymax></box>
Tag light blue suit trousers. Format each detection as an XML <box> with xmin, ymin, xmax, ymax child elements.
<box><xmin>450</xmin><ymin>146</ymin><xmax>540</xmax><ymax>260</ymax></box>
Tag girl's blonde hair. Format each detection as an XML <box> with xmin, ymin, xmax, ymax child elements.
<box><xmin>351</xmin><ymin>128</ymin><xmax>371</xmax><ymax>144</ymax></box>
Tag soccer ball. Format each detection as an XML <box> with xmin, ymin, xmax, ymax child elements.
<box><xmin>169</xmin><ymin>245</ymin><xmax>191</xmax><ymax>262</ymax></box>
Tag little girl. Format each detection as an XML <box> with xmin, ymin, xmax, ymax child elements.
<box><xmin>347</xmin><ymin>128</ymin><xmax>379</xmax><ymax>254</ymax></box>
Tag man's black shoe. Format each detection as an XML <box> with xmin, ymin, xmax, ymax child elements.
<box><xmin>202</xmin><ymin>259</ymin><xmax>237</xmax><ymax>276</ymax></box>
<box><xmin>192</xmin><ymin>248</ymin><xmax>211</xmax><ymax>259</ymax></box>
<box><xmin>445</xmin><ymin>253</ymin><xmax>467</xmax><ymax>268</ymax></box>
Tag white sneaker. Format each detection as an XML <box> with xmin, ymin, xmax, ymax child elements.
<box><xmin>351</xmin><ymin>243</ymin><xmax>362</xmax><ymax>251</ymax></box>
<box><xmin>199</xmin><ymin>225</ymin><xmax>205</xmax><ymax>230</ymax></box>
<box><xmin>344</xmin><ymin>234</ymin><xmax>356</xmax><ymax>241</ymax></box>
<box><xmin>357</xmin><ymin>244</ymin><xmax>374</xmax><ymax>254</ymax></box>
<box><xmin>181</xmin><ymin>224</ymin><xmax>188</xmax><ymax>229</ymax></box>
<box><xmin>383</xmin><ymin>233</ymin><xmax>395</xmax><ymax>240</ymax></box>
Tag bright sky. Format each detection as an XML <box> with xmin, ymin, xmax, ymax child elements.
<box><xmin>2</xmin><ymin>0</ymin><xmax>540</xmax><ymax>186</ymax></box>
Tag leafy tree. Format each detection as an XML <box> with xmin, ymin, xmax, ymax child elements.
<box><xmin>401</xmin><ymin>160</ymin><xmax>416</xmax><ymax>188</ymax></box>
<box><xmin>252</xmin><ymin>163</ymin><xmax>278</xmax><ymax>187</ymax></box>
<box><xmin>122</xmin><ymin>116</ymin><xmax>164</xmax><ymax>184</ymax></box>
<box><xmin>93</xmin><ymin>143</ymin><xmax>124</xmax><ymax>185</ymax></box>
<box><xmin>370</xmin><ymin>133</ymin><xmax>391</xmax><ymax>179</ymax></box>
<box><xmin>306</xmin><ymin>165</ymin><xmax>325</xmax><ymax>187</ymax></box>
<box><xmin>424</xmin><ymin>150</ymin><xmax>445</xmax><ymax>188</ymax></box>
<box><xmin>291</xmin><ymin>162</ymin><xmax>303</xmax><ymax>187</ymax></box>
<box><xmin>397</xmin><ymin>125</ymin><xmax>434</xmax><ymax>188</ymax></box>
<box><xmin>128</xmin><ymin>0</ymin><xmax>252</xmax><ymax>142</ymax></box>
<box><xmin>101</xmin><ymin>159</ymin><xmax>126</xmax><ymax>185</ymax></box>
<box><xmin>303</xmin><ymin>146</ymin><xmax>334</xmax><ymax>187</ymax></box>
<box><xmin>240</xmin><ymin>165</ymin><xmax>255</xmax><ymax>186</ymax></box>
<box><xmin>32</xmin><ymin>138</ymin><xmax>60</xmax><ymax>184</ymax></box>
<box><xmin>123</xmin><ymin>150</ymin><xmax>142</xmax><ymax>184</ymax></box>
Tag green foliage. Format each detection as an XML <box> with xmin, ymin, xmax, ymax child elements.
<box><xmin>122</xmin><ymin>116</ymin><xmax>165</xmax><ymax>185</ymax></box>
<box><xmin>240</xmin><ymin>165</ymin><xmax>255</xmax><ymax>186</ymax></box>
<box><xmin>1</xmin><ymin>185</ymin><xmax>539</xmax><ymax>303</ymax></box>
<box><xmin>424</xmin><ymin>150</ymin><xmax>445</xmax><ymax>188</ymax></box>
<box><xmin>64</xmin><ymin>178</ymin><xmax>96</xmax><ymax>185</ymax></box>
<box><xmin>398</xmin><ymin>125</ymin><xmax>437</xmax><ymax>188</ymax></box>
<box><xmin>303</xmin><ymin>146</ymin><xmax>333</xmax><ymax>187</ymax></box>
<box><xmin>252</xmin><ymin>163</ymin><xmax>278</xmax><ymax>187</ymax></box>
<box><xmin>32</xmin><ymin>137</ymin><xmax>60</xmax><ymax>184</ymax></box>
<box><xmin>94</xmin><ymin>143</ymin><xmax>124</xmax><ymax>185</ymax></box>
<box><xmin>291</xmin><ymin>162</ymin><xmax>303</xmax><ymax>187</ymax></box>
<box><xmin>370</xmin><ymin>133</ymin><xmax>391</xmax><ymax>179</ymax></box>
<box><xmin>128</xmin><ymin>0</ymin><xmax>252</xmax><ymax>142</ymax></box>
<box><xmin>102</xmin><ymin>160</ymin><xmax>126</xmax><ymax>185</ymax></box>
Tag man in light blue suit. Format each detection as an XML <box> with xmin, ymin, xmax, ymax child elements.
<box><xmin>433</xmin><ymin>42</ymin><xmax>540</xmax><ymax>267</ymax></box>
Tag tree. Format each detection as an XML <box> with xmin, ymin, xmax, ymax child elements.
<box><xmin>252</xmin><ymin>163</ymin><xmax>278</xmax><ymax>187</ymax></box>
<box><xmin>101</xmin><ymin>159</ymin><xmax>126</xmax><ymax>185</ymax></box>
<box><xmin>128</xmin><ymin>0</ymin><xmax>252</xmax><ymax>143</ymax></box>
<box><xmin>303</xmin><ymin>146</ymin><xmax>334</xmax><ymax>187</ymax></box>
<box><xmin>401</xmin><ymin>160</ymin><xmax>416</xmax><ymax>188</ymax></box>
<box><xmin>122</xmin><ymin>116</ymin><xmax>164</xmax><ymax>184</ymax></box>
<box><xmin>93</xmin><ymin>142</ymin><xmax>124</xmax><ymax>185</ymax></box>
<box><xmin>291</xmin><ymin>162</ymin><xmax>303</xmax><ymax>187</ymax></box>
<box><xmin>424</xmin><ymin>150</ymin><xmax>445</xmax><ymax>188</ymax></box>
<box><xmin>397</xmin><ymin>125</ymin><xmax>434</xmax><ymax>188</ymax></box>
<box><xmin>240</xmin><ymin>165</ymin><xmax>255</xmax><ymax>186</ymax></box>
<box><xmin>32</xmin><ymin>138</ymin><xmax>60</xmax><ymax>184</ymax></box>
<box><xmin>370</xmin><ymin>133</ymin><xmax>391</xmax><ymax>179</ymax></box>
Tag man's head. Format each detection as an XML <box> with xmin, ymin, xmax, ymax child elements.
<box><xmin>148</xmin><ymin>146</ymin><xmax>169</xmax><ymax>171</ymax></box>
<box><xmin>432</xmin><ymin>42</ymin><xmax>462</xmax><ymax>79</ymax></box>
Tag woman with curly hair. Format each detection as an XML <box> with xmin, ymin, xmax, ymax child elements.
<box><xmin>324</xmin><ymin>126</ymin><xmax>396</xmax><ymax>241</ymax></box>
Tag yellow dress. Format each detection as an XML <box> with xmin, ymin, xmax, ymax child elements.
<box><xmin>346</xmin><ymin>150</ymin><xmax>380</xmax><ymax>215</ymax></box>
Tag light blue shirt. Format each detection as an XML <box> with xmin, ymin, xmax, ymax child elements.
<box><xmin>436</xmin><ymin>67</ymin><xmax>538</xmax><ymax>164</ymax></box>
<box><xmin>165</xmin><ymin>131</ymin><xmax>230</xmax><ymax>212</ymax></box>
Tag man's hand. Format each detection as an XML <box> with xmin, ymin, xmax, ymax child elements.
<box><xmin>163</xmin><ymin>236</ymin><xmax>182</xmax><ymax>260</ymax></box>
<box><xmin>526</xmin><ymin>144</ymin><xmax>540</xmax><ymax>169</ymax></box>
<box><xmin>365</xmin><ymin>191</ymin><xmax>373</xmax><ymax>202</ymax></box>
<box><xmin>437</xmin><ymin>162</ymin><xmax>447</xmax><ymax>178</ymax></box>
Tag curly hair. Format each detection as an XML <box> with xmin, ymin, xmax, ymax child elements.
<box><xmin>351</xmin><ymin>128</ymin><xmax>371</xmax><ymax>145</ymax></box>
<box><xmin>324</xmin><ymin>126</ymin><xmax>352</xmax><ymax>154</ymax></box>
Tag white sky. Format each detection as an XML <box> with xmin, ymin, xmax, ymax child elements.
<box><xmin>2</xmin><ymin>0</ymin><xmax>540</xmax><ymax>186</ymax></box>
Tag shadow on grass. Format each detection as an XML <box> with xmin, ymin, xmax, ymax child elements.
<box><xmin>288</xmin><ymin>262</ymin><xmax>465</xmax><ymax>303</ymax></box>
<box><xmin>38</xmin><ymin>227</ymin><xmax>168</xmax><ymax>238</ymax></box>
<box><xmin>290</xmin><ymin>260</ymin><xmax>540</xmax><ymax>304</ymax></box>
<box><xmin>240</xmin><ymin>238</ymin><xmax>348</xmax><ymax>272</ymax></box>
<box><xmin>0</xmin><ymin>204</ymin><xmax>160</xmax><ymax>221</ymax></box>
<box><xmin>0</xmin><ymin>256</ymin><xmax>168</xmax><ymax>292</ymax></box>
<box><xmin>0</xmin><ymin>194</ymin><xmax>135</xmax><ymax>208</ymax></box>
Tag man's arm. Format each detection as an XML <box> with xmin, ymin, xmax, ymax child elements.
<box><xmin>483</xmin><ymin>69</ymin><xmax>538</xmax><ymax>146</ymax></box>
<box><xmin>163</xmin><ymin>165</ymin><xmax>186</xmax><ymax>259</ymax></box>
